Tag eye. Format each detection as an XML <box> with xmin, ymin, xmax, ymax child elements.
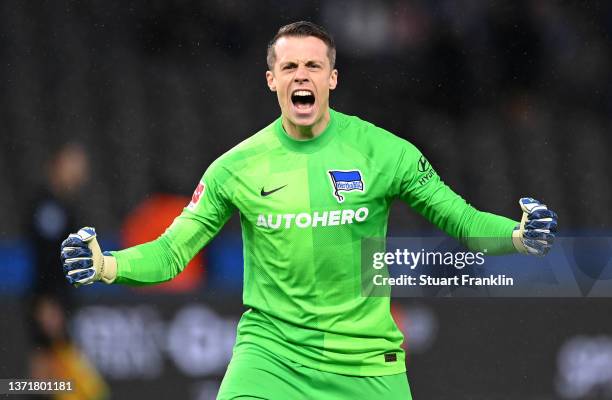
<box><xmin>282</xmin><ymin>63</ymin><xmax>297</xmax><ymax>70</ymax></box>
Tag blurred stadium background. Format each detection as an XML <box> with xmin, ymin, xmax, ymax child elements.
<box><xmin>0</xmin><ymin>1</ymin><xmax>611</xmax><ymax>399</ymax></box>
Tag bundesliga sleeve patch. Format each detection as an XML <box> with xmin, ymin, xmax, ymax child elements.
<box><xmin>187</xmin><ymin>181</ymin><xmax>205</xmax><ymax>210</ymax></box>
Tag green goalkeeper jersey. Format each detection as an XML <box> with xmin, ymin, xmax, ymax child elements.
<box><xmin>112</xmin><ymin>109</ymin><xmax>517</xmax><ymax>376</ymax></box>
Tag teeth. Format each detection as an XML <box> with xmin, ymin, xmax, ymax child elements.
<box><xmin>293</xmin><ymin>90</ymin><xmax>313</xmax><ymax>97</ymax></box>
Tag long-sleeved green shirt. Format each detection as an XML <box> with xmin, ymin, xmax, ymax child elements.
<box><xmin>112</xmin><ymin>109</ymin><xmax>517</xmax><ymax>376</ymax></box>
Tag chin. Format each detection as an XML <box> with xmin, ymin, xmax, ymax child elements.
<box><xmin>290</xmin><ymin>114</ymin><xmax>318</xmax><ymax>127</ymax></box>
<box><xmin>287</xmin><ymin>107</ymin><xmax>322</xmax><ymax>128</ymax></box>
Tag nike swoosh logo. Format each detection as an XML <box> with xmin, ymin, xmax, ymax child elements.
<box><xmin>260</xmin><ymin>185</ymin><xmax>287</xmax><ymax>197</ymax></box>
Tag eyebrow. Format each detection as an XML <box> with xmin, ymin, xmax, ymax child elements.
<box><xmin>280</xmin><ymin>59</ymin><xmax>324</xmax><ymax>68</ymax></box>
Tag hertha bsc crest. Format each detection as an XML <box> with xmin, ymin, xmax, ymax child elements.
<box><xmin>328</xmin><ymin>170</ymin><xmax>365</xmax><ymax>203</ymax></box>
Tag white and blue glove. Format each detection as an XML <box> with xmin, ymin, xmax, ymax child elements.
<box><xmin>512</xmin><ymin>198</ymin><xmax>558</xmax><ymax>256</ymax></box>
<box><xmin>61</xmin><ymin>227</ymin><xmax>117</xmax><ymax>286</ymax></box>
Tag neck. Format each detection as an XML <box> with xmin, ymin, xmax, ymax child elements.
<box><xmin>282</xmin><ymin>109</ymin><xmax>331</xmax><ymax>140</ymax></box>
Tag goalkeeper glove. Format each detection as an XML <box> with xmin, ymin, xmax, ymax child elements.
<box><xmin>512</xmin><ymin>197</ymin><xmax>558</xmax><ymax>256</ymax></box>
<box><xmin>61</xmin><ymin>227</ymin><xmax>117</xmax><ymax>286</ymax></box>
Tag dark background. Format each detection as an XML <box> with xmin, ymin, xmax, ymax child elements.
<box><xmin>1</xmin><ymin>0</ymin><xmax>611</xmax><ymax>234</ymax></box>
<box><xmin>0</xmin><ymin>1</ymin><xmax>611</xmax><ymax>399</ymax></box>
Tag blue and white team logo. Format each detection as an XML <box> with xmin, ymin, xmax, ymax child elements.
<box><xmin>328</xmin><ymin>170</ymin><xmax>365</xmax><ymax>203</ymax></box>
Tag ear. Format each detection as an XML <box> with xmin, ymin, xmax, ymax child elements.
<box><xmin>266</xmin><ymin>70</ymin><xmax>276</xmax><ymax>92</ymax></box>
<box><xmin>329</xmin><ymin>69</ymin><xmax>338</xmax><ymax>91</ymax></box>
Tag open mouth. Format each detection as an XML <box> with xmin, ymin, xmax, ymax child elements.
<box><xmin>291</xmin><ymin>89</ymin><xmax>315</xmax><ymax>112</ymax></box>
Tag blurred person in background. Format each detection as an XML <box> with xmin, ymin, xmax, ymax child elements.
<box><xmin>121</xmin><ymin>192</ymin><xmax>205</xmax><ymax>293</ymax></box>
<box><xmin>28</xmin><ymin>143</ymin><xmax>108</xmax><ymax>399</ymax></box>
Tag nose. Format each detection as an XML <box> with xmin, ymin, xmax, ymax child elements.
<box><xmin>294</xmin><ymin>64</ymin><xmax>309</xmax><ymax>83</ymax></box>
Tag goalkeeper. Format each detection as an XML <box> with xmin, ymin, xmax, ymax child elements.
<box><xmin>61</xmin><ymin>21</ymin><xmax>558</xmax><ymax>399</ymax></box>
